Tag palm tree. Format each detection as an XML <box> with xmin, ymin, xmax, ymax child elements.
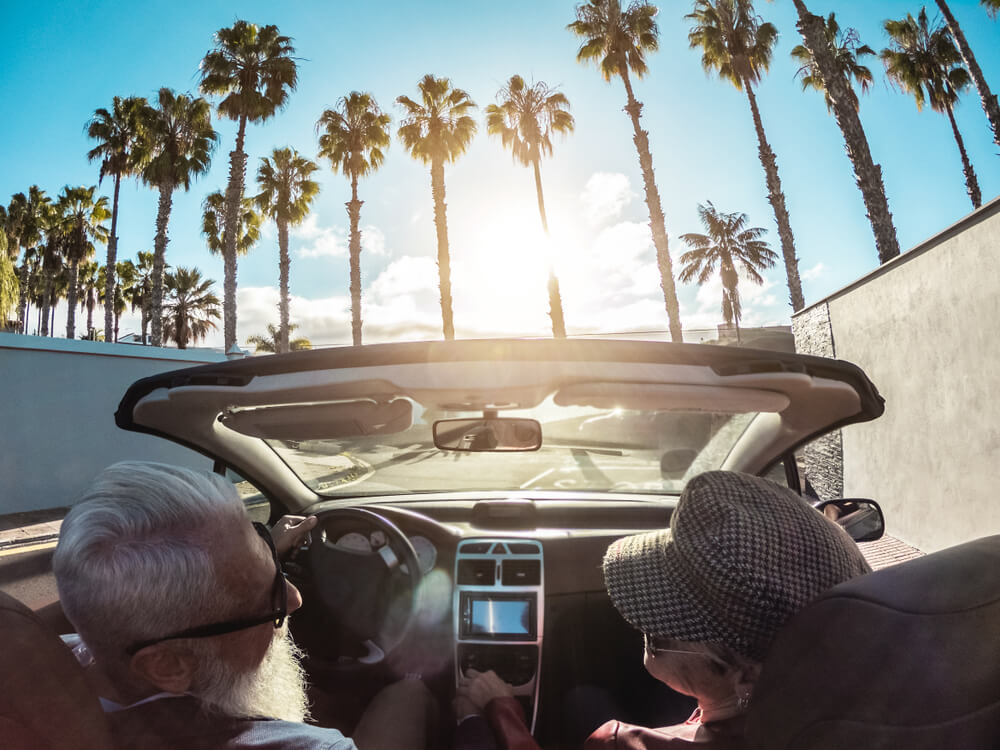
<box><xmin>254</xmin><ymin>148</ymin><xmax>320</xmax><ymax>353</ymax></box>
<box><xmin>935</xmin><ymin>1</ymin><xmax>1000</xmax><ymax>151</ymax></box>
<box><xmin>486</xmin><ymin>75</ymin><xmax>575</xmax><ymax>338</ymax></box>
<box><xmin>9</xmin><ymin>187</ymin><xmax>50</xmax><ymax>333</ymax></box>
<box><xmin>882</xmin><ymin>9</ymin><xmax>982</xmax><ymax>209</ymax></box>
<box><xmin>202</xmin><ymin>190</ymin><xmax>262</xmax><ymax>315</ymax></box>
<box><xmin>162</xmin><ymin>267</ymin><xmax>221</xmax><ymax>349</ymax></box>
<box><xmin>985</xmin><ymin>0</ymin><xmax>1000</xmax><ymax>18</ymax></box>
<box><xmin>56</xmin><ymin>186</ymin><xmax>110</xmax><ymax>339</ymax></box>
<box><xmin>0</xmin><ymin>230</ymin><xmax>17</xmax><ymax>329</ymax></box>
<box><xmin>687</xmin><ymin>0</ymin><xmax>804</xmax><ymax>312</ymax></box>
<box><xmin>87</xmin><ymin>95</ymin><xmax>149</xmax><ymax>343</ymax></box>
<box><xmin>397</xmin><ymin>75</ymin><xmax>477</xmax><ymax>341</ymax></box>
<box><xmin>790</xmin><ymin>14</ymin><xmax>875</xmax><ymax>112</ymax></box>
<box><xmin>141</xmin><ymin>88</ymin><xmax>217</xmax><ymax>347</ymax></box>
<box><xmin>317</xmin><ymin>92</ymin><xmax>391</xmax><ymax>346</ymax></box>
<box><xmin>38</xmin><ymin>203</ymin><xmax>65</xmax><ymax>337</ymax></box>
<box><xmin>18</xmin><ymin>248</ymin><xmax>43</xmax><ymax>334</ymax></box>
<box><xmin>132</xmin><ymin>250</ymin><xmax>156</xmax><ymax>344</ymax></box>
<box><xmin>1</xmin><ymin>200</ymin><xmax>21</xmax><ymax>329</ymax></box>
<box><xmin>568</xmin><ymin>0</ymin><xmax>682</xmax><ymax>341</ymax></box>
<box><xmin>679</xmin><ymin>202</ymin><xmax>777</xmax><ymax>343</ymax></box>
<box><xmin>77</xmin><ymin>260</ymin><xmax>100</xmax><ymax>338</ymax></box>
<box><xmin>788</xmin><ymin>5</ymin><xmax>900</xmax><ymax>264</ymax></box>
<box><xmin>246</xmin><ymin>322</ymin><xmax>311</xmax><ymax>353</ymax></box>
<box><xmin>199</xmin><ymin>21</ymin><xmax>298</xmax><ymax>353</ymax></box>
<box><xmin>99</xmin><ymin>259</ymin><xmax>137</xmax><ymax>342</ymax></box>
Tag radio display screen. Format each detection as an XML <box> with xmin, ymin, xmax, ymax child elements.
<box><xmin>469</xmin><ymin>597</ymin><xmax>532</xmax><ymax>636</ymax></box>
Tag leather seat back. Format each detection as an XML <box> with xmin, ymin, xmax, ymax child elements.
<box><xmin>745</xmin><ymin>535</ymin><xmax>1000</xmax><ymax>749</ymax></box>
<box><xmin>0</xmin><ymin>590</ymin><xmax>114</xmax><ymax>749</ymax></box>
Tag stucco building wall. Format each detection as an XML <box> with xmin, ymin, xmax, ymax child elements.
<box><xmin>0</xmin><ymin>334</ymin><xmax>227</xmax><ymax>514</ymax></box>
<box><xmin>793</xmin><ymin>197</ymin><xmax>1000</xmax><ymax>552</ymax></box>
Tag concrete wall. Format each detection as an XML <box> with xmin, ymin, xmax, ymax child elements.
<box><xmin>793</xmin><ymin>197</ymin><xmax>1000</xmax><ymax>552</ymax></box>
<box><xmin>0</xmin><ymin>334</ymin><xmax>228</xmax><ymax>514</ymax></box>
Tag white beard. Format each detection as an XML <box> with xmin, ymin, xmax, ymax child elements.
<box><xmin>193</xmin><ymin>627</ymin><xmax>312</xmax><ymax>723</ymax></box>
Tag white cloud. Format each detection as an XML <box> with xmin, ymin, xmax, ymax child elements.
<box><xmin>802</xmin><ymin>262</ymin><xmax>826</xmax><ymax>281</ymax></box>
<box><xmin>292</xmin><ymin>216</ymin><xmax>389</xmax><ymax>260</ymax></box>
<box><xmin>361</xmin><ymin>225</ymin><xmax>388</xmax><ymax>256</ymax></box>
<box><xmin>580</xmin><ymin>172</ymin><xmax>636</xmax><ymax>225</ymax></box>
<box><xmin>292</xmin><ymin>214</ymin><xmax>347</xmax><ymax>259</ymax></box>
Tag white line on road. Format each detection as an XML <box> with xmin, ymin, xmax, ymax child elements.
<box><xmin>520</xmin><ymin>468</ymin><xmax>555</xmax><ymax>489</ymax></box>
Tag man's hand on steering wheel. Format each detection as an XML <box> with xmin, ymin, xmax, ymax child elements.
<box><xmin>271</xmin><ymin>514</ymin><xmax>318</xmax><ymax>559</ymax></box>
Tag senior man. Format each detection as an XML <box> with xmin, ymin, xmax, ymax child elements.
<box><xmin>53</xmin><ymin>461</ymin><xmax>434</xmax><ymax>750</ymax></box>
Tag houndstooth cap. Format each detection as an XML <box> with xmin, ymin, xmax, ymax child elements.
<box><xmin>602</xmin><ymin>471</ymin><xmax>871</xmax><ymax>662</ymax></box>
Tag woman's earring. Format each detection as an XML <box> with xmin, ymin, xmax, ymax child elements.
<box><xmin>737</xmin><ymin>688</ymin><xmax>752</xmax><ymax>711</ymax></box>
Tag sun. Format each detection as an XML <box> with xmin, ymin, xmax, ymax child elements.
<box><xmin>450</xmin><ymin>202</ymin><xmax>570</xmax><ymax>337</ymax></box>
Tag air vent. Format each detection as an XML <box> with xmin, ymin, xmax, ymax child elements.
<box><xmin>507</xmin><ymin>543</ymin><xmax>539</xmax><ymax>555</ymax></box>
<box><xmin>458</xmin><ymin>559</ymin><xmax>496</xmax><ymax>585</ymax></box>
<box><xmin>502</xmin><ymin>560</ymin><xmax>540</xmax><ymax>586</ymax></box>
<box><xmin>461</xmin><ymin>542</ymin><xmax>492</xmax><ymax>554</ymax></box>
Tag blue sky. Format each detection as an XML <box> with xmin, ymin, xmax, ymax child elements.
<box><xmin>2</xmin><ymin>0</ymin><xmax>998</xmax><ymax>347</ymax></box>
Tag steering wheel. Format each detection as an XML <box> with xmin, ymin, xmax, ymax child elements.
<box><xmin>303</xmin><ymin>507</ymin><xmax>422</xmax><ymax>667</ymax></box>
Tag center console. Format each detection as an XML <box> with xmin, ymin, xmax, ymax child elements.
<box><xmin>454</xmin><ymin>538</ymin><xmax>543</xmax><ymax>730</ymax></box>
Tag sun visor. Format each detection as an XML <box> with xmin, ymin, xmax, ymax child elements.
<box><xmin>220</xmin><ymin>398</ymin><xmax>413</xmax><ymax>440</ymax></box>
<box><xmin>554</xmin><ymin>382</ymin><xmax>790</xmax><ymax>413</ymax></box>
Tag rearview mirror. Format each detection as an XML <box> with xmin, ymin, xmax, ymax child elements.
<box><xmin>815</xmin><ymin>498</ymin><xmax>885</xmax><ymax>542</ymax></box>
<box><xmin>433</xmin><ymin>418</ymin><xmax>541</xmax><ymax>452</ymax></box>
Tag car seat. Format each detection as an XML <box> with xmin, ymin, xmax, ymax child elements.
<box><xmin>0</xmin><ymin>590</ymin><xmax>114</xmax><ymax>749</ymax></box>
<box><xmin>745</xmin><ymin>534</ymin><xmax>1000</xmax><ymax>749</ymax></box>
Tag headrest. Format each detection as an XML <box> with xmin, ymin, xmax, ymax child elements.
<box><xmin>745</xmin><ymin>535</ymin><xmax>1000</xmax><ymax>749</ymax></box>
<box><xmin>0</xmin><ymin>590</ymin><xmax>114</xmax><ymax>750</ymax></box>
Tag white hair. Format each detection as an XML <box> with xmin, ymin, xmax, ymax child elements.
<box><xmin>53</xmin><ymin>461</ymin><xmax>249</xmax><ymax>684</ymax></box>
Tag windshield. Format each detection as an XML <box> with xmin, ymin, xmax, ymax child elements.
<box><xmin>265</xmin><ymin>398</ymin><xmax>757</xmax><ymax>498</ymax></box>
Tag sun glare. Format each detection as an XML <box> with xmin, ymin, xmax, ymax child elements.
<box><xmin>452</xmin><ymin>203</ymin><xmax>570</xmax><ymax>337</ymax></box>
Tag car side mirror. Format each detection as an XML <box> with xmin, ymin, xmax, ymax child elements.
<box><xmin>815</xmin><ymin>498</ymin><xmax>885</xmax><ymax>542</ymax></box>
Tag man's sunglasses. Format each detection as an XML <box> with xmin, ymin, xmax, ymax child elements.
<box><xmin>125</xmin><ymin>522</ymin><xmax>287</xmax><ymax>656</ymax></box>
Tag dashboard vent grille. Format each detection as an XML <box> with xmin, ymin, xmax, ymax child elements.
<box><xmin>502</xmin><ymin>560</ymin><xmax>540</xmax><ymax>586</ymax></box>
<box><xmin>461</xmin><ymin>542</ymin><xmax>492</xmax><ymax>554</ymax></box>
<box><xmin>507</xmin><ymin>543</ymin><xmax>539</xmax><ymax>555</ymax></box>
<box><xmin>458</xmin><ymin>559</ymin><xmax>496</xmax><ymax>585</ymax></box>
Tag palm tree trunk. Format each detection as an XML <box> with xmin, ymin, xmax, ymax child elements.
<box><xmin>17</xmin><ymin>258</ymin><xmax>30</xmax><ymax>333</ymax></box>
<box><xmin>49</xmin><ymin>300</ymin><xmax>55</xmax><ymax>338</ymax></box>
<box><xmin>792</xmin><ymin>1</ymin><xmax>901</xmax><ymax>265</ymax></box>
<box><xmin>936</xmin><ymin>0</ymin><xmax>1000</xmax><ymax>150</ymax></box>
<box><xmin>278</xmin><ymin>216</ymin><xmax>291</xmax><ymax>353</ymax></box>
<box><xmin>177</xmin><ymin>311</ymin><xmax>187</xmax><ymax>350</ymax></box>
<box><xmin>65</xmin><ymin>258</ymin><xmax>80</xmax><ymax>339</ymax></box>
<box><xmin>86</xmin><ymin>294</ymin><xmax>95</xmax><ymax>337</ymax></box>
<box><xmin>141</xmin><ymin>286</ymin><xmax>149</xmax><ymax>345</ymax></box>
<box><xmin>531</xmin><ymin>159</ymin><xmax>566</xmax><ymax>339</ymax></box>
<box><xmin>104</xmin><ymin>173</ymin><xmax>121</xmax><ymax>343</ymax></box>
<box><xmin>150</xmin><ymin>182</ymin><xmax>174</xmax><ymax>347</ymax></box>
<box><xmin>40</xmin><ymin>276</ymin><xmax>51</xmax><ymax>337</ymax></box>
<box><xmin>619</xmin><ymin>70</ymin><xmax>682</xmax><ymax>342</ymax></box>
<box><xmin>944</xmin><ymin>104</ymin><xmax>982</xmax><ymax>209</ymax></box>
<box><xmin>743</xmin><ymin>82</ymin><xmax>804</xmax><ymax>312</ymax></box>
<box><xmin>222</xmin><ymin>116</ymin><xmax>249</xmax><ymax>353</ymax></box>
<box><xmin>347</xmin><ymin>174</ymin><xmax>363</xmax><ymax>347</ymax></box>
<box><xmin>430</xmin><ymin>159</ymin><xmax>455</xmax><ymax>341</ymax></box>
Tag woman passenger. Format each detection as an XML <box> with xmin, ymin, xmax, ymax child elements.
<box><xmin>455</xmin><ymin>470</ymin><xmax>871</xmax><ymax>749</ymax></box>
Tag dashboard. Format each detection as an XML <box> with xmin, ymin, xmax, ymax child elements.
<box><xmin>304</xmin><ymin>495</ymin><xmax>683</xmax><ymax>743</ymax></box>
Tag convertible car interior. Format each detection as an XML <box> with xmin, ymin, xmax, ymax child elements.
<box><xmin>1</xmin><ymin>338</ymin><xmax>997</xmax><ymax>748</ymax></box>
